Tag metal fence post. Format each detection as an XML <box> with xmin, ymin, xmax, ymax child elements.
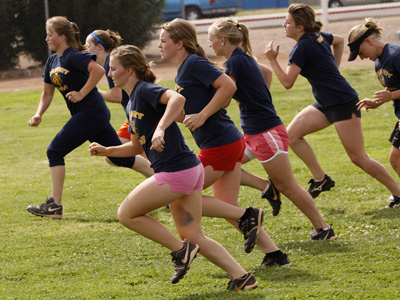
<box><xmin>44</xmin><ymin>0</ymin><xmax>51</xmax><ymax>57</ymax></box>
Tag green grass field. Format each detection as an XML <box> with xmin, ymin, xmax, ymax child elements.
<box><xmin>1</xmin><ymin>66</ymin><xmax>399</xmax><ymax>299</ymax></box>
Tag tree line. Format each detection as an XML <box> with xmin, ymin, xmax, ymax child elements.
<box><xmin>0</xmin><ymin>0</ymin><xmax>165</xmax><ymax>70</ymax></box>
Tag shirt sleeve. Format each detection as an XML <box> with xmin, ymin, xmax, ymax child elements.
<box><xmin>43</xmin><ymin>55</ymin><xmax>54</xmax><ymax>84</ymax></box>
<box><xmin>68</xmin><ymin>51</ymin><xmax>96</xmax><ymax>73</ymax></box>
<box><xmin>320</xmin><ymin>32</ymin><xmax>333</xmax><ymax>45</ymax></box>
<box><xmin>193</xmin><ymin>57</ymin><xmax>223</xmax><ymax>88</ymax></box>
<box><xmin>289</xmin><ymin>41</ymin><xmax>306</xmax><ymax>70</ymax></box>
<box><xmin>224</xmin><ymin>55</ymin><xmax>243</xmax><ymax>83</ymax></box>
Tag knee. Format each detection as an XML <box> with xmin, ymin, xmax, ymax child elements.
<box><xmin>287</xmin><ymin>131</ymin><xmax>302</xmax><ymax>146</ymax></box>
<box><xmin>117</xmin><ymin>206</ymin><xmax>132</xmax><ymax>227</ymax></box>
<box><xmin>348</xmin><ymin>153</ymin><xmax>366</xmax><ymax>168</ymax></box>
<box><xmin>390</xmin><ymin>154</ymin><xmax>400</xmax><ymax>170</ymax></box>
<box><xmin>47</xmin><ymin>147</ymin><xmax>65</xmax><ymax>167</ymax></box>
<box><xmin>107</xmin><ymin>156</ymin><xmax>135</xmax><ymax>169</ymax></box>
<box><xmin>105</xmin><ymin>157</ymin><xmax>116</xmax><ymax>166</ymax></box>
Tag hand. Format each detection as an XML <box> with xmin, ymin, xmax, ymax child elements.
<box><xmin>66</xmin><ymin>91</ymin><xmax>83</xmax><ymax>103</ymax></box>
<box><xmin>356</xmin><ymin>98</ymin><xmax>380</xmax><ymax>111</ymax></box>
<box><xmin>150</xmin><ymin>128</ymin><xmax>165</xmax><ymax>152</ymax></box>
<box><xmin>89</xmin><ymin>142</ymin><xmax>107</xmax><ymax>156</ymax></box>
<box><xmin>373</xmin><ymin>88</ymin><xmax>391</xmax><ymax>104</ymax></box>
<box><xmin>265</xmin><ymin>41</ymin><xmax>279</xmax><ymax>61</ymax></box>
<box><xmin>183</xmin><ymin>113</ymin><xmax>205</xmax><ymax>131</ymax></box>
<box><xmin>28</xmin><ymin>115</ymin><xmax>42</xmax><ymax>127</ymax></box>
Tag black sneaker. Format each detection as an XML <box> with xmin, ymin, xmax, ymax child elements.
<box><xmin>261</xmin><ymin>178</ymin><xmax>281</xmax><ymax>216</ymax></box>
<box><xmin>170</xmin><ymin>240</ymin><xmax>199</xmax><ymax>284</ymax></box>
<box><xmin>227</xmin><ymin>272</ymin><xmax>258</xmax><ymax>291</ymax></box>
<box><xmin>381</xmin><ymin>195</ymin><xmax>400</xmax><ymax>209</ymax></box>
<box><xmin>310</xmin><ymin>226</ymin><xmax>337</xmax><ymax>241</ymax></box>
<box><xmin>27</xmin><ymin>197</ymin><xmax>63</xmax><ymax>219</ymax></box>
<box><xmin>238</xmin><ymin>207</ymin><xmax>264</xmax><ymax>253</ymax></box>
<box><xmin>261</xmin><ymin>252</ymin><xmax>291</xmax><ymax>267</ymax></box>
<box><xmin>308</xmin><ymin>174</ymin><xmax>335</xmax><ymax>198</ymax></box>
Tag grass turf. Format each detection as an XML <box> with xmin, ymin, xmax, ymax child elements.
<box><xmin>0</xmin><ymin>66</ymin><xmax>399</xmax><ymax>299</ymax></box>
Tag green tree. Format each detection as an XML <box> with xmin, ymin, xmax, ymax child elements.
<box><xmin>0</xmin><ymin>0</ymin><xmax>25</xmax><ymax>69</ymax></box>
<box><xmin>2</xmin><ymin>0</ymin><xmax>165</xmax><ymax>69</ymax></box>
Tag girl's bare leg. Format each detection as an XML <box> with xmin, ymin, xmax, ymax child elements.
<box><xmin>287</xmin><ymin>105</ymin><xmax>331</xmax><ymax>181</ymax></box>
<box><xmin>205</xmin><ymin>163</ymin><xmax>279</xmax><ymax>253</ymax></box>
<box><xmin>389</xmin><ymin>146</ymin><xmax>400</xmax><ymax>178</ymax></box>
<box><xmin>262</xmin><ymin>154</ymin><xmax>329</xmax><ymax>229</ymax></box>
<box><xmin>117</xmin><ymin>178</ymin><xmax>185</xmax><ymax>251</ymax></box>
<box><xmin>335</xmin><ymin>114</ymin><xmax>400</xmax><ymax>196</ymax></box>
<box><xmin>50</xmin><ymin>165</ymin><xmax>65</xmax><ymax>205</ymax></box>
<box><xmin>170</xmin><ymin>189</ymin><xmax>247</xmax><ymax>280</ymax></box>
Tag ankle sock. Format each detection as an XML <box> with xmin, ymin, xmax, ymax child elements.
<box><xmin>266</xmin><ymin>250</ymin><xmax>283</xmax><ymax>259</ymax></box>
<box><xmin>238</xmin><ymin>208</ymin><xmax>252</xmax><ymax>223</ymax></box>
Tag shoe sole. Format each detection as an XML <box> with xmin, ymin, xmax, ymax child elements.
<box><xmin>243</xmin><ymin>281</ymin><xmax>258</xmax><ymax>290</ymax></box>
<box><xmin>311</xmin><ymin>234</ymin><xmax>337</xmax><ymax>241</ymax></box>
<box><xmin>244</xmin><ymin>209</ymin><xmax>264</xmax><ymax>254</ymax></box>
<box><xmin>27</xmin><ymin>209</ymin><xmax>62</xmax><ymax>219</ymax></box>
<box><xmin>171</xmin><ymin>243</ymin><xmax>199</xmax><ymax>284</ymax></box>
<box><xmin>263</xmin><ymin>179</ymin><xmax>282</xmax><ymax>216</ymax></box>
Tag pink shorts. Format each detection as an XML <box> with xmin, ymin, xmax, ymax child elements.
<box><xmin>152</xmin><ymin>163</ymin><xmax>204</xmax><ymax>195</ymax></box>
<box><xmin>117</xmin><ymin>121</ymin><xmax>131</xmax><ymax>140</ymax></box>
<box><xmin>197</xmin><ymin>137</ymin><xmax>245</xmax><ymax>171</ymax></box>
<box><xmin>244</xmin><ymin>124</ymin><xmax>289</xmax><ymax>163</ymax></box>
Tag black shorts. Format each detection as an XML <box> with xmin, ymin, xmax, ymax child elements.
<box><xmin>389</xmin><ymin>121</ymin><xmax>400</xmax><ymax>148</ymax></box>
<box><xmin>311</xmin><ymin>98</ymin><xmax>361</xmax><ymax>123</ymax></box>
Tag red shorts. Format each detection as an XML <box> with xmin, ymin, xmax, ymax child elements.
<box><xmin>244</xmin><ymin>124</ymin><xmax>289</xmax><ymax>163</ymax></box>
<box><xmin>117</xmin><ymin>121</ymin><xmax>131</xmax><ymax>140</ymax></box>
<box><xmin>197</xmin><ymin>137</ymin><xmax>245</xmax><ymax>171</ymax></box>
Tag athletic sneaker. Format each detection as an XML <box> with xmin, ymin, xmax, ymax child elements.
<box><xmin>27</xmin><ymin>197</ymin><xmax>63</xmax><ymax>219</ymax></box>
<box><xmin>310</xmin><ymin>226</ymin><xmax>337</xmax><ymax>241</ymax></box>
<box><xmin>170</xmin><ymin>240</ymin><xmax>199</xmax><ymax>284</ymax></box>
<box><xmin>261</xmin><ymin>178</ymin><xmax>281</xmax><ymax>216</ymax></box>
<box><xmin>308</xmin><ymin>174</ymin><xmax>335</xmax><ymax>198</ymax></box>
<box><xmin>381</xmin><ymin>195</ymin><xmax>400</xmax><ymax>209</ymax></box>
<box><xmin>227</xmin><ymin>272</ymin><xmax>258</xmax><ymax>291</ymax></box>
<box><xmin>238</xmin><ymin>207</ymin><xmax>264</xmax><ymax>253</ymax></box>
<box><xmin>261</xmin><ymin>252</ymin><xmax>291</xmax><ymax>267</ymax></box>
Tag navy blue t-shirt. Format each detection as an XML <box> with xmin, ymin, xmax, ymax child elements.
<box><xmin>43</xmin><ymin>47</ymin><xmax>108</xmax><ymax>115</ymax></box>
<box><xmin>224</xmin><ymin>48</ymin><xmax>282</xmax><ymax>135</ymax></box>
<box><xmin>375</xmin><ymin>43</ymin><xmax>400</xmax><ymax>119</ymax></box>
<box><xmin>104</xmin><ymin>55</ymin><xmax>130</xmax><ymax>110</ymax></box>
<box><xmin>289</xmin><ymin>32</ymin><xmax>358</xmax><ymax>107</ymax></box>
<box><xmin>175</xmin><ymin>54</ymin><xmax>242</xmax><ymax>149</ymax></box>
<box><xmin>126</xmin><ymin>81</ymin><xmax>200</xmax><ymax>173</ymax></box>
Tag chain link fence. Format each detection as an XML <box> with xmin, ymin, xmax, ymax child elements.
<box><xmin>2</xmin><ymin>1</ymin><xmax>400</xmax><ymax>78</ymax></box>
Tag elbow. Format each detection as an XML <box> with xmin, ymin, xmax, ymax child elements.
<box><xmin>283</xmin><ymin>83</ymin><xmax>293</xmax><ymax>90</ymax></box>
<box><xmin>228</xmin><ymin>84</ymin><xmax>237</xmax><ymax>98</ymax></box>
<box><xmin>177</xmin><ymin>94</ymin><xmax>186</xmax><ymax>107</ymax></box>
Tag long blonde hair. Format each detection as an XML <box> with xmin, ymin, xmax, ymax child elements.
<box><xmin>209</xmin><ymin>18</ymin><xmax>253</xmax><ymax>57</ymax></box>
<box><xmin>111</xmin><ymin>45</ymin><xmax>156</xmax><ymax>83</ymax></box>
<box><xmin>46</xmin><ymin>16</ymin><xmax>86</xmax><ymax>51</ymax></box>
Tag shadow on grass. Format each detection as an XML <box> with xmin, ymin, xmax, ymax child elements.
<box><xmin>66</xmin><ymin>205</ymin><xmax>171</xmax><ymax>223</ymax></box>
<box><xmin>280</xmin><ymin>240</ymin><xmax>352</xmax><ymax>255</ymax></box>
<box><xmin>177</xmin><ymin>292</ymin><xmax>268</xmax><ymax>300</ymax></box>
<box><xmin>175</xmin><ymin>267</ymin><xmax>318</xmax><ymax>299</ymax></box>
<box><xmin>361</xmin><ymin>207</ymin><xmax>400</xmax><ymax>219</ymax></box>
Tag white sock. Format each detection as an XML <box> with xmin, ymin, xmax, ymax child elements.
<box><xmin>262</xmin><ymin>183</ymin><xmax>270</xmax><ymax>194</ymax></box>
